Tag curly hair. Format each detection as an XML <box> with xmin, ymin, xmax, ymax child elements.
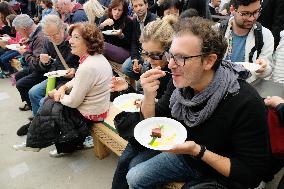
<box><xmin>173</xmin><ymin>17</ymin><xmax>227</xmax><ymax>70</ymax></box>
<box><xmin>68</xmin><ymin>23</ymin><xmax>104</xmax><ymax>55</ymax></box>
<box><xmin>140</xmin><ymin>15</ymin><xmax>177</xmax><ymax>50</ymax></box>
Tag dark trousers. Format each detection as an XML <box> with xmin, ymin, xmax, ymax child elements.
<box><xmin>15</xmin><ymin>69</ymin><xmax>45</xmax><ymax>106</ymax></box>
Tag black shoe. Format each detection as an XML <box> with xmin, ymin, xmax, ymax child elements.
<box><xmin>19</xmin><ymin>104</ymin><xmax>31</xmax><ymax>111</ymax></box>
<box><xmin>17</xmin><ymin>122</ymin><xmax>31</xmax><ymax>136</ymax></box>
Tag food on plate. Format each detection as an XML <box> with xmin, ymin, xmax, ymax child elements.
<box><xmin>148</xmin><ymin>124</ymin><xmax>177</xmax><ymax>147</ymax></box>
<box><xmin>134</xmin><ymin>98</ymin><xmax>142</xmax><ymax>108</ymax></box>
<box><xmin>151</xmin><ymin>127</ymin><xmax>162</xmax><ymax>138</ymax></box>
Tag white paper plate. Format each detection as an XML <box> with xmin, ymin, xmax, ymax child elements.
<box><xmin>6</xmin><ymin>44</ymin><xmax>25</xmax><ymax>50</ymax></box>
<box><xmin>44</xmin><ymin>70</ymin><xmax>67</xmax><ymax>78</ymax></box>
<box><xmin>113</xmin><ymin>93</ymin><xmax>144</xmax><ymax>112</ymax></box>
<box><xmin>0</xmin><ymin>36</ymin><xmax>11</xmax><ymax>41</ymax></box>
<box><xmin>102</xmin><ymin>30</ymin><xmax>120</xmax><ymax>35</ymax></box>
<box><xmin>134</xmin><ymin>117</ymin><xmax>187</xmax><ymax>150</ymax></box>
<box><xmin>235</xmin><ymin>62</ymin><xmax>261</xmax><ymax>72</ymax></box>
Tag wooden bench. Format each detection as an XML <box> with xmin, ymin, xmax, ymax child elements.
<box><xmin>91</xmin><ymin>105</ymin><xmax>184</xmax><ymax>189</ymax></box>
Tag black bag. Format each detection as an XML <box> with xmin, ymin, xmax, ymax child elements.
<box><xmin>114</xmin><ymin>111</ymin><xmax>146</xmax><ymax>150</ymax></box>
<box><xmin>114</xmin><ymin>111</ymin><xmax>140</xmax><ymax>141</ymax></box>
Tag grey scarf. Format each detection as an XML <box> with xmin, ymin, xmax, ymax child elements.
<box><xmin>169</xmin><ymin>61</ymin><xmax>250</xmax><ymax>127</ymax></box>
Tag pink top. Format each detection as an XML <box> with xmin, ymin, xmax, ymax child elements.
<box><xmin>8</xmin><ymin>32</ymin><xmax>22</xmax><ymax>44</ymax></box>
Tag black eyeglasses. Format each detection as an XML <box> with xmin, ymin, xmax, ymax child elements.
<box><xmin>164</xmin><ymin>51</ymin><xmax>204</xmax><ymax>66</ymax></box>
<box><xmin>236</xmin><ymin>8</ymin><xmax>261</xmax><ymax>19</ymax></box>
<box><xmin>141</xmin><ymin>51</ymin><xmax>165</xmax><ymax>61</ymax></box>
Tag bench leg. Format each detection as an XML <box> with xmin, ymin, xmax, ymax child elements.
<box><xmin>92</xmin><ymin>132</ymin><xmax>110</xmax><ymax>160</ymax></box>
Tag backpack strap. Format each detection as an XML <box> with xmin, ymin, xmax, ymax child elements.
<box><xmin>249</xmin><ymin>22</ymin><xmax>264</xmax><ymax>62</ymax></box>
<box><xmin>219</xmin><ymin>19</ymin><xmax>229</xmax><ymax>37</ymax></box>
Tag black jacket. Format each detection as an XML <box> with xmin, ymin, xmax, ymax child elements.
<box><xmin>26</xmin><ymin>98</ymin><xmax>90</xmax><ymax>148</ymax></box>
<box><xmin>151</xmin><ymin>79</ymin><xmax>271</xmax><ymax>188</ymax></box>
<box><xmin>258</xmin><ymin>0</ymin><xmax>284</xmax><ymax>48</ymax></box>
<box><xmin>99</xmin><ymin>15</ymin><xmax>133</xmax><ymax>50</ymax></box>
<box><xmin>130</xmin><ymin>12</ymin><xmax>158</xmax><ymax>61</ymax></box>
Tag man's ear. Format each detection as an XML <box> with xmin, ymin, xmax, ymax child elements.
<box><xmin>203</xmin><ymin>54</ymin><xmax>218</xmax><ymax>71</ymax></box>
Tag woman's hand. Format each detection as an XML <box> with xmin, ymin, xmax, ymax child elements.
<box><xmin>64</xmin><ymin>68</ymin><xmax>75</xmax><ymax>79</ymax></box>
<box><xmin>264</xmin><ymin>96</ymin><xmax>284</xmax><ymax>108</ymax></box>
<box><xmin>101</xmin><ymin>18</ymin><xmax>114</xmax><ymax>28</ymax></box>
<box><xmin>53</xmin><ymin>86</ymin><xmax>67</xmax><ymax>102</ymax></box>
<box><xmin>111</xmin><ymin>76</ymin><xmax>128</xmax><ymax>92</ymax></box>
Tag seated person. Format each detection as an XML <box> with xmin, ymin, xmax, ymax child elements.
<box><xmin>0</xmin><ymin>14</ymin><xmax>21</xmax><ymax>77</ymax></box>
<box><xmin>220</xmin><ymin>0</ymin><xmax>273</xmax><ymax>83</ymax></box>
<box><xmin>125</xmin><ymin>17</ymin><xmax>271</xmax><ymax>188</ymax></box>
<box><xmin>16</xmin><ymin>15</ymin><xmax>80</xmax><ymax>137</ymax></box>
<box><xmin>99</xmin><ymin>0</ymin><xmax>133</xmax><ymax>64</ymax></box>
<box><xmin>150</xmin><ymin>0</ymin><xmax>182</xmax><ymax>17</ymax></box>
<box><xmin>13</xmin><ymin>22</ymin><xmax>113</xmax><ymax>157</ymax></box>
<box><xmin>111</xmin><ymin>15</ymin><xmax>176</xmax><ymax>189</ymax></box>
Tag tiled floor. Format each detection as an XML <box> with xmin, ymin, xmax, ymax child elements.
<box><xmin>0</xmin><ymin>78</ymin><xmax>118</xmax><ymax>189</ymax></box>
<box><xmin>0</xmin><ymin>77</ymin><xmax>283</xmax><ymax>189</ymax></box>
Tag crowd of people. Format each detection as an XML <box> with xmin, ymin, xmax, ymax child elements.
<box><xmin>1</xmin><ymin>0</ymin><xmax>284</xmax><ymax>188</ymax></box>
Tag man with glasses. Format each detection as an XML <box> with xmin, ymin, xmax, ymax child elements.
<box><xmin>16</xmin><ymin>15</ymin><xmax>80</xmax><ymax>138</ymax></box>
<box><xmin>220</xmin><ymin>0</ymin><xmax>273</xmax><ymax>83</ymax></box>
<box><xmin>126</xmin><ymin>17</ymin><xmax>271</xmax><ymax>188</ymax></box>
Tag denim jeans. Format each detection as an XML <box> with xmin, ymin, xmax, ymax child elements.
<box><xmin>112</xmin><ymin>143</ymin><xmax>160</xmax><ymax>189</ymax></box>
<box><xmin>126</xmin><ymin>152</ymin><xmax>202</xmax><ymax>189</ymax></box>
<box><xmin>29</xmin><ymin>79</ymin><xmax>47</xmax><ymax>116</ymax></box>
<box><xmin>121</xmin><ymin>57</ymin><xmax>141</xmax><ymax>80</ymax></box>
<box><xmin>0</xmin><ymin>50</ymin><xmax>20</xmax><ymax>73</ymax></box>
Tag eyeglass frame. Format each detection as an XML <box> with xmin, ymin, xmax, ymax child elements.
<box><xmin>164</xmin><ymin>51</ymin><xmax>205</xmax><ymax>66</ymax></box>
<box><xmin>141</xmin><ymin>50</ymin><xmax>166</xmax><ymax>61</ymax></box>
<box><xmin>235</xmin><ymin>8</ymin><xmax>261</xmax><ymax>19</ymax></box>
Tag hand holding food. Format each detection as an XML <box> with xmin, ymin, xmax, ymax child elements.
<box><xmin>40</xmin><ymin>54</ymin><xmax>51</xmax><ymax>64</ymax></box>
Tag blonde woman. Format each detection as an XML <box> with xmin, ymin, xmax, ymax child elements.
<box><xmin>83</xmin><ymin>0</ymin><xmax>105</xmax><ymax>24</ymax></box>
<box><xmin>111</xmin><ymin>15</ymin><xmax>177</xmax><ymax>189</ymax></box>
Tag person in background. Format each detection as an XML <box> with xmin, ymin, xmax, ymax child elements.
<box><xmin>83</xmin><ymin>0</ymin><xmax>105</xmax><ymax>25</ymax></box>
<box><xmin>13</xmin><ymin>22</ymin><xmax>113</xmax><ymax>157</ymax></box>
<box><xmin>0</xmin><ymin>14</ymin><xmax>21</xmax><ymax>77</ymax></box>
<box><xmin>13</xmin><ymin>14</ymin><xmax>46</xmax><ymax>112</ymax></box>
<box><xmin>121</xmin><ymin>0</ymin><xmax>157</xmax><ymax>80</ymax></box>
<box><xmin>221</xmin><ymin>0</ymin><xmax>273</xmax><ymax>83</ymax></box>
<box><xmin>150</xmin><ymin>0</ymin><xmax>181</xmax><ymax>17</ymax></box>
<box><xmin>179</xmin><ymin>8</ymin><xmax>199</xmax><ymax>19</ymax></box>
<box><xmin>40</xmin><ymin>0</ymin><xmax>59</xmax><ymax>18</ymax></box>
<box><xmin>0</xmin><ymin>2</ymin><xmax>16</xmax><ymax>36</ymax></box>
<box><xmin>258</xmin><ymin>0</ymin><xmax>284</xmax><ymax>49</ymax></box>
<box><xmin>99</xmin><ymin>0</ymin><xmax>133</xmax><ymax>63</ymax></box>
<box><xmin>57</xmin><ymin>0</ymin><xmax>88</xmax><ymax>24</ymax></box>
<box><xmin>272</xmin><ymin>30</ymin><xmax>284</xmax><ymax>84</ymax></box>
<box><xmin>182</xmin><ymin>0</ymin><xmax>211</xmax><ymax>19</ymax></box>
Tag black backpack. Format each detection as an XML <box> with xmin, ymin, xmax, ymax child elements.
<box><xmin>219</xmin><ymin>20</ymin><xmax>264</xmax><ymax>63</ymax></box>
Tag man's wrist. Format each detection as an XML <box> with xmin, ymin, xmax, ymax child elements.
<box><xmin>194</xmin><ymin>145</ymin><xmax>206</xmax><ymax>160</ymax></box>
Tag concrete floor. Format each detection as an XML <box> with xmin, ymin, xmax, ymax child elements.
<box><xmin>0</xmin><ymin>77</ymin><xmax>283</xmax><ymax>189</ymax></box>
<box><xmin>0</xmin><ymin>78</ymin><xmax>118</xmax><ymax>189</ymax></box>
